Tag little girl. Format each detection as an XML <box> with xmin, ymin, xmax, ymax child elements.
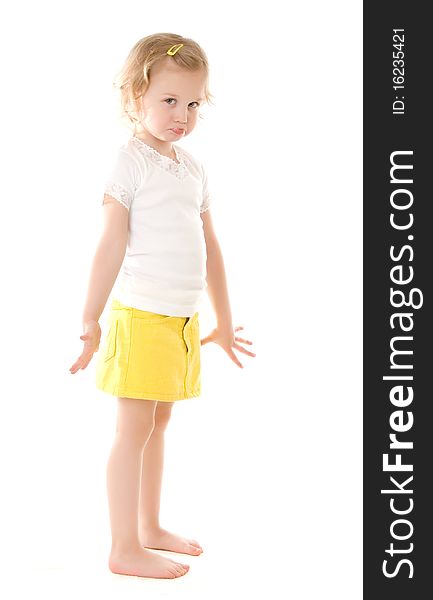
<box><xmin>69</xmin><ymin>33</ymin><xmax>255</xmax><ymax>580</ymax></box>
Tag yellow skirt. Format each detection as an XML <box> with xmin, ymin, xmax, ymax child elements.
<box><xmin>95</xmin><ymin>299</ymin><xmax>201</xmax><ymax>401</ymax></box>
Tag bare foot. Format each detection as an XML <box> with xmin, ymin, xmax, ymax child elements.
<box><xmin>140</xmin><ymin>527</ymin><xmax>203</xmax><ymax>556</ymax></box>
<box><xmin>109</xmin><ymin>546</ymin><xmax>190</xmax><ymax>578</ymax></box>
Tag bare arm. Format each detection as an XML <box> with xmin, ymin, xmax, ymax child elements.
<box><xmin>82</xmin><ymin>195</ymin><xmax>129</xmax><ymax>324</ymax></box>
<box><xmin>70</xmin><ymin>195</ymin><xmax>128</xmax><ymax>373</ymax></box>
<box><xmin>200</xmin><ymin>209</ymin><xmax>256</xmax><ymax>368</ymax></box>
<box><xmin>82</xmin><ymin>221</ymin><xmax>127</xmax><ymax>325</ymax></box>
<box><xmin>201</xmin><ymin>209</ymin><xmax>233</xmax><ymax>327</ymax></box>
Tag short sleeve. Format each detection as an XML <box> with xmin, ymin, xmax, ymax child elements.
<box><xmin>200</xmin><ymin>162</ymin><xmax>211</xmax><ymax>214</ymax></box>
<box><xmin>103</xmin><ymin>149</ymin><xmax>142</xmax><ymax>211</ymax></box>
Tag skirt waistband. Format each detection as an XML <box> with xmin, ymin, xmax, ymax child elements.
<box><xmin>110</xmin><ymin>298</ymin><xmax>198</xmax><ymax>326</ymax></box>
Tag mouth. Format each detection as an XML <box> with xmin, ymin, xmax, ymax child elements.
<box><xmin>171</xmin><ymin>128</ymin><xmax>185</xmax><ymax>135</ymax></box>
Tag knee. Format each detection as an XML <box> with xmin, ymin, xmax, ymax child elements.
<box><xmin>116</xmin><ymin>418</ymin><xmax>155</xmax><ymax>446</ymax></box>
<box><xmin>153</xmin><ymin>403</ymin><xmax>174</xmax><ymax>432</ymax></box>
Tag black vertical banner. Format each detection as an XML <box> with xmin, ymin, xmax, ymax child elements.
<box><xmin>364</xmin><ymin>2</ymin><xmax>433</xmax><ymax>597</ymax></box>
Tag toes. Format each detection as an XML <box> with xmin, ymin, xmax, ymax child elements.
<box><xmin>175</xmin><ymin>565</ymin><xmax>187</xmax><ymax>576</ymax></box>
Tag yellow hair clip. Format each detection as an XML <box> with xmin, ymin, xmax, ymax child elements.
<box><xmin>166</xmin><ymin>43</ymin><xmax>184</xmax><ymax>56</ymax></box>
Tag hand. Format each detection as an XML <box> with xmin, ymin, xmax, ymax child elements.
<box><xmin>200</xmin><ymin>324</ymin><xmax>256</xmax><ymax>368</ymax></box>
<box><xmin>69</xmin><ymin>320</ymin><xmax>101</xmax><ymax>374</ymax></box>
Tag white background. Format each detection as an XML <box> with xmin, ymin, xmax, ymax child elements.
<box><xmin>0</xmin><ymin>1</ymin><xmax>362</xmax><ymax>598</ymax></box>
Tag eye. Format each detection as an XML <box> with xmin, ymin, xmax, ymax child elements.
<box><xmin>164</xmin><ymin>98</ymin><xmax>200</xmax><ymax>108</ymax></box>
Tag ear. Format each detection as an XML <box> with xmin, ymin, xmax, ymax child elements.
<box><xmin>135</xmin><ymin>96</ymin><xmax>144</xmax><ymax>119</ymax></box>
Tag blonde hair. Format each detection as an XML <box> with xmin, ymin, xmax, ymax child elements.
<box><xmin>113</xmin><ymin>33</ymin><xmax>215</xmax><ymax>130</ymax></box>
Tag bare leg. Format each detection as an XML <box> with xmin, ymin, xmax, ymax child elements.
<box><xmin>138</xmin><ymin>401</ymin><xmax>203</xmax><ymax>556</ymax></box>
<box><xmin>107</xmin><ymin>396</ymin><xmax>190</xmax><ymax>578</ymax></box>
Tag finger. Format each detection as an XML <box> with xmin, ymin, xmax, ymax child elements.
<box><xmin>200</xmin><ymin>335</ymin><xmax>213</xmax><ymax>345</ymax></box>
<box><xmin>234</xmin><ymin>326</ymin><xmax>244</xmax><ymax>332</ymax></box>
<box><xmin>234</xmin><ymin>336</ymin><xmax>253</xmax><ymax>345</ymax></box>
<box><xmin>227</xmin><ymin>349</ymin><xmax>243</xmax><ymax>368</ymax></box>
<box><xmin>79</xmin><ymin>356</ymin><xmax>90</xmax><ymax>369</ymax></box>
<box><xmin>78</xmin><ymin>352</ymin><xmax>93</xmax><ymax>364</ymax></box>
<box><xmin>72</xmin><ymin>351</ymin><xmax>93</xmax><ymax>370</ymax></box>
<box><xmin>70</xmin><ymin>357</ymin><xmax>84</xmax><ymax>370</ymax></box>
<box><xmin>71</xmin><ymin>356</ymin><xmax>91</xmax><ymax>372</ymax></box>
<box><xmin>70</xmin><ymin>360</ymin><xmax>83</xmax><ymax>373</ymax></box>
<box><xmin>233</xmin><ymin>343</ymin><xmax>256</xmax><ymax>357</ymax></box>
<box><xmin>80</xmin><ymin>334</ymin><xmax>93</xmax><ymax>341</ymax></box>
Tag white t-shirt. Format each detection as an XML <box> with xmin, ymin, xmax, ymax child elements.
<box><xmin>103</xmin><ymin>136</ymin><xmax>211</xmax><ymax>317</ymax></box>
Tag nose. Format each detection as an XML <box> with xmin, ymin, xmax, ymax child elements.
<box><xmin>175</xmin><ymin>105</ymin><xmax>188</xmax><ymax>124</ymax></box>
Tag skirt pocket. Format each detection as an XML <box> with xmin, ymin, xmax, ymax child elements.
<box><xmin>103</xmin><ymin>319</ymin><xmax>118</xmax><ymax>362</ymax></box>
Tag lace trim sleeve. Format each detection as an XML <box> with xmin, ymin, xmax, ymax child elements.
<box><xmin>200</xmin><ymin>194</ymin><xmax>210</xmax><ymax>213</ymax></box>
<box><xmin>200</xmin><ymin>162</ymin><xmax>211</xmax><ymax>213</ymax></box>
<box><xmin>103</xmin><ymin>182</ymin><xmax>132</xmax><ymax>211</ymax></box>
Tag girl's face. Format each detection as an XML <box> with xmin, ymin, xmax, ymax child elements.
<box><xmin>137</xmin><ymin>58</ymin><xmax>206</xmax><ymax>146</ymax></box>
